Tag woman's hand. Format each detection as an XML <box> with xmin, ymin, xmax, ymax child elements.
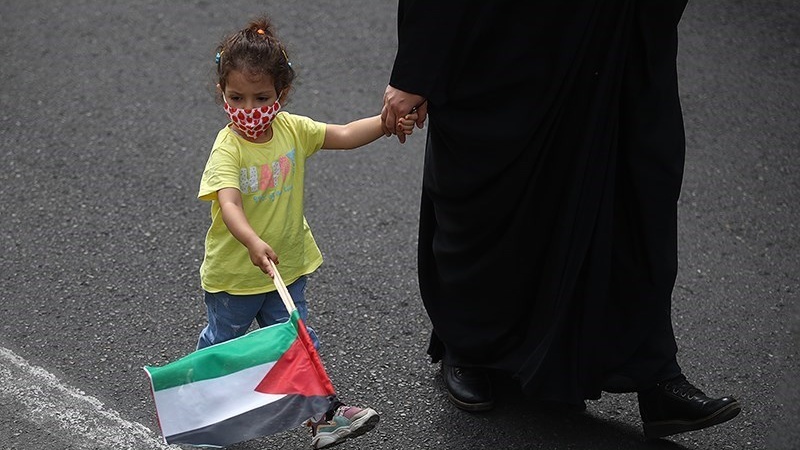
<box><xmin>382</xmin><ymin>85</ymin><xmax>427</xmax><ymax>143</ymax></box>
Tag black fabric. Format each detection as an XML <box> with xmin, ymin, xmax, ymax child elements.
<box><xmin>390</xmin><ymin>0</ymin><xmax>688</xmax><ymax>404</ymax></box>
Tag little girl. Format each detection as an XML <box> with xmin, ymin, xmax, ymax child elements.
<box><xmin>196</xmin><ymin>15</ymin><xmax>417</xmax><ymax>449</ymax></box>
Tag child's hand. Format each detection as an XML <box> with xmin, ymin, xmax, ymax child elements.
<box><xmin>248</xmin><ymin>239</ymin><xmax>279</xmax><ymax>278</ymax></box>
<box><xmin>394</xmin><ymin>112</ymin><xmax>420</xmax><ymax>144</ymax></box>
<box><xmin>396</xmin><ymin>112</ymin><xmax>419</xmax><ymax>137</ymax></box>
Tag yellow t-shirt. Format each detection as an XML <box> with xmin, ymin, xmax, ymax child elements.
<box><xmin>198</xmin><ymin>112</ymin><xmax>326</xmax><ymax>294</ymax></box>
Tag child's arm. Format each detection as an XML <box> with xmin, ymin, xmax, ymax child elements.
<box><xmin>322</xmin><ymin>113</ymin><xmax>418</xmax><ymax>150</ymax></box>
<box><xmin>217</xmin><ymin>187</ymin><xmax>278</xmax><ymax>277</ymax></box>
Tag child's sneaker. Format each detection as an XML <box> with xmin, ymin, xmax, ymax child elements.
<box><xmin>308</xmin><ymin>405</ymin><xmax>379</xmax><ymax>449</ymax></box>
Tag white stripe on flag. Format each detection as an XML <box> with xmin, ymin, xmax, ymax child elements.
<box><xmin>153</xmin><ymin>362</ymin><xmax>284</xmax><ymax>437</ymax></box>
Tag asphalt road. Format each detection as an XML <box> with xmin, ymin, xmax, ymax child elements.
<box><xmin>1</xmin><ymin>1</ymin><xmax>798</xmax><ymax>449</ymax></box>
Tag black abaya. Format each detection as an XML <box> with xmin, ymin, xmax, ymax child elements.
<box><xmin>389</xmin><ymin>0</ymin><xmax>688</xmax><ymax>404</ymax></box>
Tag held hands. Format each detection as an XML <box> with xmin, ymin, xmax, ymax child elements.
<box><xmin>382</xmin><ymin>84</ymin><xmax>427</xmax><ymax>144</ymax></box>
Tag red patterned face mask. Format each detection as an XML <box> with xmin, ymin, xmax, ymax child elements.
<box><xmin>222</xmin><ymin>96</ymin><xmax>281</xmax><ymax>140</ymax></box>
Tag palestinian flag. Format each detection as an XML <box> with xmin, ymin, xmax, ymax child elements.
<box><xmin>144</xmin><ymin>310</ymin><xmax>335</xmax><ymax>447</ymax></box>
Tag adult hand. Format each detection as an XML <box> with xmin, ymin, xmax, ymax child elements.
<box><xmin>381</xmin><ymin>84</ymin><xmax>427</xmax><ymax>143</ymax></box>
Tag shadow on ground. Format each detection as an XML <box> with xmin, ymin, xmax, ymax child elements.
<box><xmin>425</xmin><ymin>370</ymin><xmax>691</xmax><ymax>450</ymax></box>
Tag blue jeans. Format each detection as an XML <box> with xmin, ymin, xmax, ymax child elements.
<box><xmin>196</xmin><ymin>276</ymin><xmax>320</xmax><ymax>350</ymax></box>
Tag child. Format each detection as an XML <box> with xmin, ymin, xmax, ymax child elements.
<box><xmin>196</xmin><ymin>15</ymin><xmax>417</xmax><ymax>449</ymax></box>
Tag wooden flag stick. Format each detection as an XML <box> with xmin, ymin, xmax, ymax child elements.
<box><xmin>267</xmin><ymin>259</ymin><xmax>297</xmax><ymax>314</ymax></box>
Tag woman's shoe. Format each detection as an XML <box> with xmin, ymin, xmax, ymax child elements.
<box><xmin>637</xmin><ymin>374</ymin><xmax>741</xmax><ymax>439</ymax></box>
<box><xmin>441</xmin><ymin>363</ymin><xmax>494</xmax><ymax>411</ymax></box>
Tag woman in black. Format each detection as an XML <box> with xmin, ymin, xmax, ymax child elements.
<box><xmin>381</xmin><ymin>0</ymin><xmax>740</xmax><ymax>439</ymax></box>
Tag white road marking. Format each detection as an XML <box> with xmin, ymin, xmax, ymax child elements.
<box><xmin>0</xmin><ymin>346</ymin><xmax>179</xmax><ymax>449</ymax></box>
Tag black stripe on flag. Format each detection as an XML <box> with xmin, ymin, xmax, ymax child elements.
<box><xmin>166</xmin><ymin>394</ymin><xmax>333</xmax><ymax>447</ymax></box>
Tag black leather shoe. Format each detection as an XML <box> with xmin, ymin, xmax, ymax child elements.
<box><xmin>638</xmin><ymin>374</ymin><xmax>741</xmax><ymax>439</ymax></box>
<box><xmin>441</xmin><ymin>363</ymin><xmax>494</xmax><ymax>411</ymax></box>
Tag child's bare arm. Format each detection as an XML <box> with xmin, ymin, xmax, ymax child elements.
<box><xmin>323</xmin><ymin>113</ymin><xmax>419</xmax><ymax>150</ymax></box>
<box><xmin>217</xmin><ymin>187</ymin><xmax>278</xmax><ymax>277</ymax></box>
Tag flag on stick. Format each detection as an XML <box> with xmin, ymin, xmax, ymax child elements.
<box><xmin>144</xmin><ymin>262</ymin><xmax>335</xmax><ymax>447</ymax></box>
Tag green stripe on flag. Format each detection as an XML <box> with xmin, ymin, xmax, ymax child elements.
<box><xmin>145</xmin><ymin>310</ymin><xmax>301</xmax><ymax>391</ymax></box>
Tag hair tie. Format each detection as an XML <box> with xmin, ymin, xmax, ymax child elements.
<box><xmin>257</xmin><ymin>29</ymin><xmax>265</xmax><ymax>35</ymax></box>
<box><xmin>215</xmin><ymin>50</ymin><xmax>223</xmax><ymax>66</ymax></box>
<box><xmin>281</xmin><ymin>48</ymin><xmax>292</xmax><ymax>68</ymax></box>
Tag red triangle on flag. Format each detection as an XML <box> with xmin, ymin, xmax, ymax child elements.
<box><xmin>254</xmin><ymin>330</ymin><xmax>334</xmax><ymax>397</ymax></box>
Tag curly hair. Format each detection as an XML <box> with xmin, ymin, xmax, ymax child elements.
<box><xmin>215</xmin><ymin>16</ymin><xmax>295</xmax><ymax>103</ymax></box>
